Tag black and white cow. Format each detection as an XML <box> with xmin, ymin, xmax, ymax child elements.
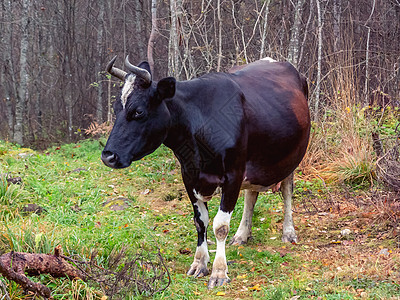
<box><xmin>101</xmin><ymin>56</ymin><xmax>310</xmax><ymax>288</ymax></box>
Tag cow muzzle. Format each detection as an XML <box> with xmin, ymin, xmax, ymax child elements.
<box><xmin>101</xmin><ymin>150</ymin><xmax>119</xmax><ymax>168</ymax></box>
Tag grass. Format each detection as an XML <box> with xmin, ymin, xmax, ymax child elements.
<box><xmin>0</xmin><ymin>137</ymin><xmax>399</xmax><ymax>299</ymax></box>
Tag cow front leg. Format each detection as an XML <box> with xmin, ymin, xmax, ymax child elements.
<box><xmin>281</xmin><ymin>172</ymin><xmax>298</xmax><ymax>243</ymax></box>
<box><xmin>187</xmin><ymin>200</ymin><xmax>210</xmax><ymax>277</ymax></box>
<box><xmin>230</xmin><ymin>189</ymin><xmax>259</xmax><ymax>245</ymax></box>
<box><xmin>208</xmin><ymin>208</ymin><xmax>232</xmax><ymax>289</ymax></box>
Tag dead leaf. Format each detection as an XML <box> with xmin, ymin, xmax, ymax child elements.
<box><xmin>179</xmin><ymin>248</ymin><xmax>192</xmax><ymax>255</ymax></box>
<box><xmin>249</xmin><ymin>284</ymin><xmax>262</xmax><ymax>291</ymax></box>
<box><xmin>216</xmin><ymin>291</ymin><xmax>225</xmax><ymax>296</ymax></box>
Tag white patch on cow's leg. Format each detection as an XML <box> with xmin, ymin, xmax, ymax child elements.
<box><xmin>120</xmin><ymin>74</ymin><xmax>136</xmax><ymax>109</ymax></box>
<box><xmin>281</xmin><ymin>172</ymin><xmax>298</xmax><ymax>243</ymax></box>
<box><xmin>208</xmin><ymin>209</ymin><xmax>232</xmax><ymax>289</ymax></box>
<box><xmin>187</xmin><ymin>201</ymin><xmax>210</xmax><ymax>277</ymax></box>
<box><xmin>261</xmin><ymin>57</ymin><xmax>277</xmax><ymax>63</ymax></box>
<box><xmin>193</xmin><ymin>189</ymin><xmax>204</xmax><ymax>202</ymax></box>
<box><xmin>230</xmin><ymin>189</ymin><xmax>258</xmax><ymax>245</ymax></box>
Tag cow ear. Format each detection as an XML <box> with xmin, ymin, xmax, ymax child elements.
<box><xmin>138</xmin><ymin>61</ymin><xmax>152</xmax><ymax>75</ymax></box>
<box><xmin>136</xmin><ymin>61</ymin><xmax>152</xmax><ymax>87</ymax></box>
<box><xmin>156</xmin><ymin>77</ymin><xmax>176</xmax><ymax>101</ymax></box>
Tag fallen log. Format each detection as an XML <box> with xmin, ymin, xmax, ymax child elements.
<box><xmin>0</xmin><ymin>246</ymin><xmax>87</xmax><ymax>299</ymax></box>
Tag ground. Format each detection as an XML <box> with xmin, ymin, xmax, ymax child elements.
<box><xmin>142</xmin><ymin>179</ymin><xmax>400</xmax><ymax>299</ymax></box>
<box><xmin>0</xmin><ymin>140</ymin><xmax>399</xmax><ymax>299</ymax></box>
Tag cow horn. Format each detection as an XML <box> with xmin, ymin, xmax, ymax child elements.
<box><xmin>125</xmin><ymin>55</ymin><xmax>151</xmax><ymax>84</ymax></box>
<box><xmin>106</xmin><ymin>55</ymin><xmax>127</xmax><ymax>81</ymax></box>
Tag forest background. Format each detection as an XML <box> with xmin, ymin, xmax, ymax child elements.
<box><xmin>0</xmin><ymin>0</ymin><xmax>399</xmax><ymax>148</ymax></box>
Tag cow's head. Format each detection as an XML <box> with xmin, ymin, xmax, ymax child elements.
<box><xmin>101</xmin><ymin>56</ymin><xmax>176</xmax><ymax>168</ymax></box>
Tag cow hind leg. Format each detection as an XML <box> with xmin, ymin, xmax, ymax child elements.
<box><xmin>229</xmin><ymin>189</ymin><xmax>259</xmax><ymax>245</ymax></box>
<box><xmin>281</xmin><ymin>172</ymin><xmax>298</xmax><ymax>243</ymax></box>
<box><xmin>187</xmin><ymin>200</ymin><xmax>210</xmax><ymax>277</ymax></box>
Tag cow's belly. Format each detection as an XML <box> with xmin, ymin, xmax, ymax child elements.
<box><xmin>240</xmin><ymin>180</ymin><xmax>274</xmax><ymax>192</ymax></box>
<box><xmin>244</xmin><ymin>132</ymin><xmax>309</xmax><ymax>187</ymax></box>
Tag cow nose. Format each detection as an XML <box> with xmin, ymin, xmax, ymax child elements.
<box><xmin>101</xmin><ymin>151</ymin><xmax>118</xmax><ymax>168</ymax></box>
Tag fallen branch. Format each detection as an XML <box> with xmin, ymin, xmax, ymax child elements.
<box><xmin>0</xmin><ymin>244</ymin><xmax>170</xmax><ymax>299</ymax></box>
<box><xmin>0</xmin><ymin>246</ymin><xmax>87</xmax><ymax>299</ymax></box>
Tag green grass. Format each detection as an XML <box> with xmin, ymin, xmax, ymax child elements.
<box><xmin>0</xmin><ymin>138</ymin><xmax>399</xmax><ymax>299</ymax></box>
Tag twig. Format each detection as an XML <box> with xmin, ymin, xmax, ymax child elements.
<box><xmin>0</xmin><ymin>278</ymin><xmax>11</xmax><ymax>300</ymax></box>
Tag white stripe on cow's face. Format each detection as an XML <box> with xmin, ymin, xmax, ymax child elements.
<box><xmin>121</xmin><ymin>74</ymin><xmax>136</xmax><ymax>109</ymax></box>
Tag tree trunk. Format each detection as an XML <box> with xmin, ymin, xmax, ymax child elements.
<box><xmin>314</xmin><ymin>0</ymin><xmax>323</xmax><ymax>121</ymax></box>
<box><xmin>14</xmin><ymin>0</ymin><xmax>31</xmax><ymax>145</ymax></box>
<box><xmin>333</xmin><ymin>0</ymin><xmax>341</xmax><ymax>53</ymax></box>
<box><xmin>180</xmin><ymin>1</ymin><xmax>196</xmax><ymax>79</ymax></box>
<box><xmin>34</xmin><ymin>3</ymin><xmax>45</xmax><ymax>139</ymax></box>
<box><xmin>259</xmin><ymin>0</ymin><xmax>272</xmax><ymax>59</ymax></box>
<box><xmin>96</xmin><ymin>0</ymin><xmax>105</xmax><ymax>123</ymax></box>
<box><xmin>2</xmin><ymin>0</ymin><xmax>18</xmax><ymax>138</ymax></box>
<box><xmin>64</xmin><ymin>56</ymin><xmax>73</xmax><ymax>140</ymax></box>
<box><xmin>122</xmin><ymin>0</ymin><xmax>127</xmax><ymax>58</ymax></box>
<box><xmin>288</xmin><ymin>0</ymin><xmax>305</xmax><ymax>67</ymax></box>
<box><xmin>216</xmin><ymin>0</ymin><xmax>222</xmax><ymax>72</ymax></box>
<box><xmin>135</xmin><ymin>0</ymin><xmax>145</xmax><ymax>58</ymax></box>
<box><xmin>168</xmin><ymin>0</ymin><xmax>181</xmax><ymax>79</ymax></box>
<box><xmin>107</xmin><ymin>0</ymin><xmax>114</xmax><ymax>123</ymax></box>
<box><xmin>147</xmin><ymin>0</ymin><xmax>158</xmax><ymax>75</ymax></box>
<box><xmin>298</xmin><ymin>0</ymin><xmax>314</xmax><ymax>67</ymax></box>
<box><xmin>363</xmin><ymin>0</ymin><xmax>376</xmax><ymax>106</ymax></box>
<box><xmin>62</xmin><ymin>0</ymin><xmax>76</xmax><ymax>141</ymax></box>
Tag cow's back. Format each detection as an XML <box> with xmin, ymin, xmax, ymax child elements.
<box><xmin>230</xmin><ymin>60</ymin><xmax>310</xmax><ymax>186</ymax></box>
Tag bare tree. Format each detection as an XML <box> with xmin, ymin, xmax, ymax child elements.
<box><xmin>259</xmin><ymin>0</ymin><xmax>272</xmax><ymax>59</ymax></box>
<box><xmin>216</xmin><ymin>0</ymin><xmax>223</xmax><ymax>71</ymax></box>
<box><xmin>314</xmin><ymin>0</ymin><xmax>324</xmax><ymax>121</ymax></box>
<box><xmin>288</xmin><ymin>0</ymin><xmax>306</xmax><ymax>67</ymax></box>
<box><xmin>96</xmin><ymin>0</ymin><xmax>105</xmax><ymax>123</ymax></box>
<box><xmin>332</xmin><ymin>0</ymin><xmax>341</xmax><ymax>53</ymax></box>
<box><xmin>14</xmin><ymin>0</ymin><xmax>31</xmax><ymax>145</ymax></box>
<box><xmin>168</xmin><ymin>0</ymin><xmax>181</xmax><ymax>79</ymax></box>
<box><xmin>1</xmin><ymin>0</ymin><xmax>16</xmax><ymax>135</ymax></box>
<box><xmin>363</xmin><ymin>0</ymin><xmax>376</xmax><ymax>106</ymax></box>
<box><xmin>147</xmin><ymin>0</ymin><xmax>158</xmax><ymax>75</ymax></box>
<box><xmin>135</xmin><ymin>0</ymin><xmax>145</xmax><ymax>59</ymax></box>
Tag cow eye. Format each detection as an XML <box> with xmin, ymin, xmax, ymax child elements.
<box><xmin>126</xmin><ymin>107</ymin><xmax>145</xmax><ymax>121</ymax></box>
<box><xmin>134</xmin><ymin>109</ymin><xmax>144</xmax><ymax>119</ymax></box>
